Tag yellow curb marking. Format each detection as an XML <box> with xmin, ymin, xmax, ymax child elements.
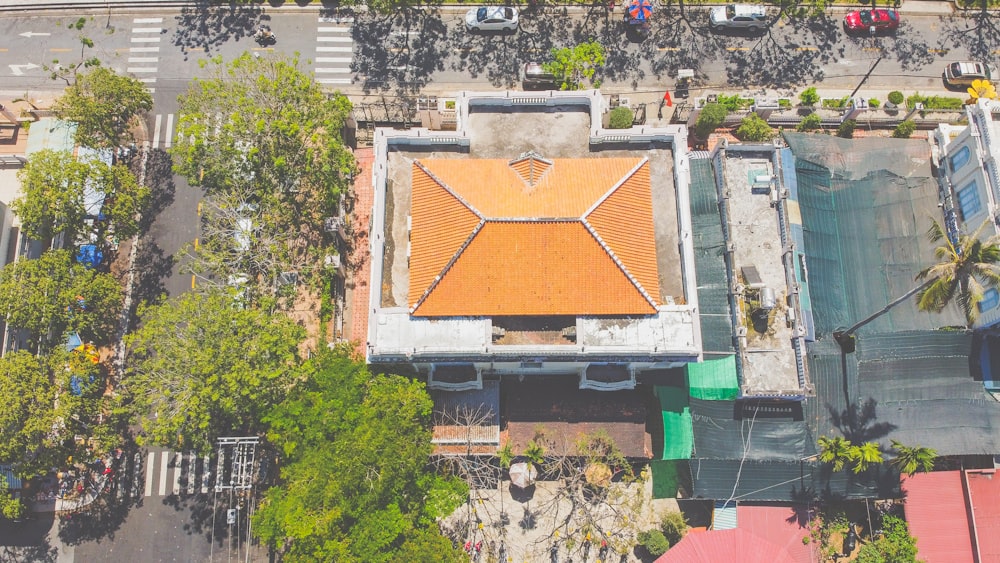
<box><xmin>727</xmin><ymin>47</ymin><xmax>749</xmax><ymax>51</ymax></box>
<box><xmin>928</xmin><ymin>48</ymin><xmax>947</xmax><ymax>53</ymax></box>
<box><xmin>191</xmin><ymin>275</ymin><xmax>196</xmax><ymax>289</ymax></box>
<box><xmin>50</xmin><ymin>48</ymin><xmax>72</xmax><ymax>52</ymax></box>
<box><xmin>796</xmin><ymin>46</ymin><xmax>818</xmax><ymax>51</ymax></box>
<box><xmin>658</xmin><ymin>47</ymin><xmax>679</xmax><ymax>51</ymax></box>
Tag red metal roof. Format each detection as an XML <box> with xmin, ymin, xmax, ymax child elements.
<box><xmin>736</xmin><ymin>505</ymin><xmax>817</xmax><ymax>563</ymax></box>
<box><xmin>966</xmin><ymin>469</ymin><xmax>1000</xmax><ymax>562</ymax></box>
<box><xmin>902</xmin><ymin>471</ymin><xmax>975</xmax><ymax>563</ymax></box>
<box><xmin>655</xmin><ymin>528</ymin><xmax>797</xmax><ymax>563</ymax></box>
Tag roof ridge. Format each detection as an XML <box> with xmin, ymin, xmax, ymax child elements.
<box><xmin>413</xmin><ymin>160</ymin><xmax>486</xmax><ymax>220</ymax></box>
<box><xmin>583</xmin><ymin>157</ymin><xmax>648</xmax><ymax>218</ymax></box>
<box><xmin>410</xmin><ymin>218</ymin><xmax>487</xmax><ymax>314</ymax></box>
<box><xmin>581</xmin><ymin>217</ymin><xmax>658</xmax><ymax>309</ymax></box>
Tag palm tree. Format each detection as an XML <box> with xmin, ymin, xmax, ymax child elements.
<box><xmin>524</xmin><ymin>439</ymin><xmax>545</xmax><ymax>472</ymax></box>
<box><xmin>818</xmin><ymin>435</ymin><xmax>853</xmax><ymax>472</ymax></box>
<box><xmin>916</xmin><ymin>219</ymin><xmax>1000</xmax><ymax>327</ymax></box>
<box><xmin>889</xmin><ymin>440</ymin><xmax>936</xmax><ymax>476</ymax></box>
<box><xmin>848</xmin><ymin>441</ymin><xmax>884</xmax><ymax>474</ymax></box>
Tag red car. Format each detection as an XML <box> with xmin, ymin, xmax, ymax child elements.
<box><xmin>843</xmin><ymin>9</ymin><xmax>899</xmax><ymax>34</ymax></box>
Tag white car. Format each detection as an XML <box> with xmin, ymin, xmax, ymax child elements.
<box><xmin>465</xmin><ymin>6</ymin><xmax>519</xmax><ymax>32</ymax></box>
<box><xmin>709</xmin><ymin>4</ymin><xmax>767</xmax><ymax>32</ymax></box>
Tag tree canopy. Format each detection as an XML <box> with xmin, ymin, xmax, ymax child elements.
<box><xmin>0</xmin><ymin>352</ymin><xmax>56</xmax><ymax>472</ymax></box>
<box><xmin>917</xmin><ymin>219</ymin><xmax>1000</xmax><ymax>326</ymax></box>
<box><xmin>53</xmin><ymin>66</ymin><xmax>153</xmax><ymax>149</ymax></box>
<box><xmin>0</xmin><ymin>249</ymin><xmax>123</xmax><ymax>350</ymax></box>
<box><xmin>543</xmin><ymin>41</ymin><xmax>605</xmax><ymax>91</ymax></box>
<box><xmin>170</xmin><ymin>53</ymin><xmax>354</xmax><ymax>296</ymax></box>
<box><xmin>252</xmin><ymin>349</ymin><xmax>465</xmax><ymax>562</ymax></box>
<box><xmin>124</xmin><ymin>290</ymin><xmax>305</xmax><ymax>452</ymax></box>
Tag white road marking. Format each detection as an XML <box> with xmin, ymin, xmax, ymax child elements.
<box><xmin>131</xmin><ymin>37</ymin><xmax>161</xmax><ymax>43</ymax></box>
<box><xmin>187</xmin><ymin>451</ymin><xmax>197</xmax><ymax>495</ymax></box>
<box><xmin>143</xmin><ymin>452</ymin><xmax>154</xmax><ymax>497</ymax></box>
<box><xmin>317</xmin><ymin>78</ymin><xmax>352</xmax><ymax>84</ymax></box>
<box><xmin>138</xmin><ymin>77</ymin><xmax>157</xmax><ymax>83</ymax></box>
<box><xmin>157</xmin><ymin>451</ymin><xmax>169</xmax><ymax>496</ymax></box>
<box><xmin>128</xmin><ymin>57</ymin><xmax>158</xmax><ymax>63</ymax></box>
<box><xmin>317</xmin><ymin>36</ymin><xmax>352</xmax><ymax>42</ymax></box>
<box><xmin>201</xmin><ymin>454</ymin><xmax>210</xmax><ymax>494</ymax></box>
<box><xmin>152</xmin><ymin>114</ymin><xmax>162</xmax><ymax>150</ymax></box>
<box><xmin>133</xmin><ymin>17</ymin><xmax>163</xmax><ymax>23</ymax></box>
<box><xmin>315</xmin><ymin>68</ymin><xmax>351</xmax><ymax>73</ymax></box>
<box><xmin>319</xmin><ymin>16</ymin><xmax>354</xmax><ymax>23</ymax></box>
<box><xmin>164</xmin><ymin>114</ymin><xmax>174</xmax><ymax>148</ymax></box>
<box><xmin>129</xmin><ymin>46</ymin><xmax>160</xmax><ymax>53</ymax></box>
<box><xmin>132</xmin><ymin>27</ymin><xmax>163</xmax><ymax>33</ymax></box>
<box><xmin>127</xmin><ymin>67</ymin><xmax>158</xmax><ymax>73</ymax></box>
<box><xmin>317</xmin><ymin>26</ymin><xmax>351</xmax><ymax>33</ymax></box>
<box><xmin>171</xmin><ymin>452</ymin><xmax>182</xmax><ymax>495</ymax></box>
<box><xmin>316</xmin><ymin>46</ymin><xmax>353</xmax><ymax>53</ymax></box>
<box><xmin>315</xmin><ymin>57</ymin><xmax>352</xmax><ymax>63</ymax></box>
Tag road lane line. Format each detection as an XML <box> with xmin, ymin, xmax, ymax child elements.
<box><xmin>319</xmin><ymin>16</ymin><xmax>354</xmax><ymax>23</ymax></box>
<box><xmin>133</xmin><ymin>17</ymin><xmax>163</xmax><ymax>23</ymax></box>
<box><xmin>796</xmin><ymin>46</ymin><xmax>818</xmax><ymax>51</ymax></box>
<box><xmin>49</xmin><ymin>48</ymin><xmax>72</xmax><ymax>52</ymax></box>
<box><xmin>317</xmin><ymin>78</ymin><xmax>352</xmax><ymax>84</ymax></box>
<box><xmin>139</xmin><ymin>77</ymin><xmax>157</xmax><ymax>83</ymax></box>
<box><xmin>318</xmin><ymin>26</ymin><xmax>351</xmax><ymax>32</ymax></box>
<box><xmin>130</xmin><ymin>46</ymin><xmax>160</xmax><ymax>53</ymax></box>
<box><xmin>315</xmin><ymin>68</ymin><xmax>351</xmax><ymax>73</ymax></box>
<box><xmin>131</xmin><ymin>37</ymin><xmax>161</xmax><ymax>43</ymax></box>
<box><xmin>726</xmin><ymin>47</ymin><xmax>749</xmax><ymax>51</ymax></box>
<box><xmin>165</xmin><ymin>114</ymin><xmax>174</xmax><ymax>149</ymax></box>
<box><xmin>187</xmin><ymin>451</ymin><xmax>196</xmax><ymax>495</ymax></box>
<box><xmin>315</xmin><ymin>57</ymin><xmax>352</xmax><ymax>63</ymax></box>
<box><xmin>144</xmin><ymin>452</ymin><xmax>155</xmax><ymax>497</ymax></box>
<box><xmin>128</xmin><ymin>57</ymin><xmax>158</xmax><ymax>63</ymax></box>
<box><xmin>127</xmin><ymin>67</ymin><xmax>158</xmax><ymax>73</ymax></box>
<box><xmin>152</xmin><ymin>114</ymin><xmax>162</xmax><ymax>150</ymax></box>
<box><xmin>201</xmin><ymin>454</ymin><xmax>210</xmax><ymax>494</ymax></box>
<box><xmin>658</xmin><ymin>47</ymin><xmax>679</xmax><ymax>51</ymax></box>
<box><xmin>158</xmin><ymin>451</ymin><xmax>169</xmax><ymax>495</ymax></box>
<box><xmin>132</xmin><ymin>27</ymin><xmax>163</xmax><ymax>33</ymax></box>
<box><xmin>317</xmin><ymin>36</ymin><xmax>353</xmax><ymax>42</ymax></box>
<box><xmin>317</xmin><ymin>46</ymin><xmax>353</xmax><ymax>52</ymax></box>
<box><xmin>171</xmin><ymin>452</ymin><xmax>181</xmax><ymax>495</ymax></box>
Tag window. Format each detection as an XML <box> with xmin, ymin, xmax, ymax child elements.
<box><xmin>958</xmin><ymin>181</ymin><xmax>982</xmax><ymax>219</ymax></box>
<box><xmin>949</xmin><ymin>145</ymin><xmax>971</xmax><ymax>172</ymax></box>
<box><xmin>979</xmin><ymin>288</ymin><xmax>999</xmax><ymax>313</ymax></box>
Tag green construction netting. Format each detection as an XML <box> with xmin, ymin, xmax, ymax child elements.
<box><xmin>784</xmin><ymin>133</ymin><xmax>965</xmax><ymax>337</ymax></box>
<box><xmin>690</xmin><ymin>157</ymin><xmax>736</xmax><ymax>353</ymax></box>
<box><xmin>687</xmin><ymin>355</ymin><xmax>739</xmax><ymax>401</ymax></box>
<box><xmin>650</xmin><ymin>459</ymin><xmax>687</xmax><ymax>499</ymax></box>
<box><xmin>656</xmin><ymin>385</ymin><xmax>693</xmax><ymax>460</ymax></box>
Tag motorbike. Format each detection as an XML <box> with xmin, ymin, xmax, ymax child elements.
<box><xmin>254</xmin><ymin>25</ymin><xmax>276</xmax><ymax>46</ymax></box>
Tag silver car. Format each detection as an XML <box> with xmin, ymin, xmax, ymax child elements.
<box><xmin>943</xmin><ymin>61</ymin><xmax>998</xmax><ymax>88</ymax></box>
<box><xmin>465</xmin><ymin>6</ymin><xmax>519</xmax><ymax>32</ymax></box>
<box><xmin>709</xmin><ymin>4</ymin><xmax>767</xmax><ymax>32</ymax></box>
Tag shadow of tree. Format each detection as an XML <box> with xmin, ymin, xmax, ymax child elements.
<box><xmin>130</xmin><ymin>241</ymin><xmax>175</xmax><ymax>313</ymax></box>
<box><xmin>826</xmin><ymin>397</ymin><xmax>896</xmax><ymax>445</ymax></box>
<box><xmin>173</xmin><ymin>1</ymin><xmax>267</xmax><ymax>59</ymax></box>
<box><xmin>0</xmin><ymin>512</ymin><xmax>58</xmax><ymax>562</ymax></box>
<box><xmin>137</xmin><ymin>149</ymin><xmax>176</xmax><ymax>235</ymax></box>
<box><xmin>57</xmin><ymin>492</ymin><xmax>131</xmax><ymax>546</ymax></box>
<box><xmin>353</xmin><ymin>9</ymin><xmax>451</xmax><ymax>94</ymax></box>
<box><xmin>647</xmin><ymin>7</ymin><xmax>726</xmax><ymax>85</ymax></box>
<box><xmin>940</xmin><ymin>5</ymin><xmax>1000</xmax><ymax>62</ymax></box>
<box><xmin>724</xmin><ymin>14</ymin><xmax>844</xmax><ymax>87</ymax></box>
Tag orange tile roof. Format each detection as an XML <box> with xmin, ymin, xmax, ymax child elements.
<box><xmin>408</xmin><ymin>156</ymin><xmax>660</xmax><ymax>316</ymax></box>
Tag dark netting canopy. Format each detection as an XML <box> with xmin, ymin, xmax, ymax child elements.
<box><xmin>784</xmin><ymin>133</ymin><xmax>965</xmax><ymax>337</ymax></box>
<box><xmin>691</xmin><ymin>398</ymin><xmax>812</xmax><ymax>461</ymax></box>
<box><xmin>689</xmin><ymin>157</ymin><xmax>736</xmax><ymax>354</ymax></box>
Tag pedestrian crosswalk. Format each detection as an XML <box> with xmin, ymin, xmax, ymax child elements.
<box><xmin>125</xmin><ymin>449</ymin><xmax>212</xmax><ymax>499</ymax></box>
<box><xmin>149</xmin><ymin>113</ymin><xmax>176</xmax><ymax>150</ymax></box>
<box><xmin>316</xmin><ymin>16</ymin><xmax>354</xmax><ymax>85</ymax></box>
<box><xmin>129</xmin><ymin>17</ymin><xmax>164</xmax><ymax>92</ymax></box>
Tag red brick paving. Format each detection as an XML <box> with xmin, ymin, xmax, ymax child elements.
<box><xmin>347</xmin><ymin>148</ymin><xmax>375</xmax><ymax>358</ymax></box>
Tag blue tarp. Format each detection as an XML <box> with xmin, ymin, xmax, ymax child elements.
<box><xmin>76</xmin><ymin>245</ymin><xmax>103</xmax><ymax>269</ymax></box>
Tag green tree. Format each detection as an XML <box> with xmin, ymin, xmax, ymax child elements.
<box><xmin>854</xmin><ymin>515</ymin><xmax>918</xmax><ymax>563</ymax></box>
<box><xmin>609</xmin><ymin>106</ymin><xmax>634</xmax><ymax>129</ymax></box>
<box><xmin>917</xmin><ymin>219</ymin><xmax>1000</xmax><ymax>326</ymax></box>
<box><xmin>799</xmin><ymin>87</ymin><xmax>820</xmax><ymax>106</ymax></box>
<box><xmin>524</xmin><ymin>439</ymin><xmax>546</xmax><ymax>472</ymax></box>
<box><xmin>796</xmin><ymin>112</ymin><xmax>822</xmax><ymax>132</ymax></box>
<box><xmin>735</xmin><ymin>113</ymin><xmax>775</xmax><ymax>142</ymax></box>
<box><xmin>45</xmin><ymin>17</ymin><xmax>100</xmax><ymax>86</ymax></box>
<box><xmin>125</xmin><ymin>290</ymin><xmax>305</xmax><ymax>452</ymax></box>
<box><xmin>252</xmin><ymin>348</ymin><xmax>461</xmax><ymax>562</ymax></box>
<box><xmin>848</xmin><ymin>441</ymin><xmax>883</xmax><ymax>474</ymax></box>
<box><xmin>637</xmin><ymin>529</ymin><xmax>669</xmax><ymax>556</ymax></box>
<box><xmin>0</xmin><ymin>475</ymin><xmax>26</xmax><ymax>521</ymax></box>
<box><xmin>171</xmin><ymin>53</ymin><xmax>355</xmax><ymax>293</ymax></box>
<box><xmin>53</xmin><ymin>66</ymin><xmax>153</xmax><ymax>150</ymax></box>
<box><xmin>0</xmin><ymin>352</ymin><xmax>56</xmax><ymax>473</ymax></box>
<box><xmin>889</xmin><ymin>440</ymin><xmax>935</xmax><ymax>476</ymax></box>
<box><xmin>13</xmin><ymin>149</ymin><xmax>149</xmax><ymax>247</ymax></box>
<box><xmin>893</xmin><ymin>120</ymin><xmax>916</xmax><ymax>139</ymax></box>
<box><xmin>0</xmin><ymin>250</ymin><xmax>123</xmax><ymax>350</ymax></box>
<box><xmin>887</xmin><ymin>91</ymin><xmax>905</xmax><ymax>106</ymax></box>
<box><xmin>818</xmin><ymin>435</ymin><xmax>852</xmax><ymax>472</ymax></box>
<box><xmin>836</xmin><ymin>118</ymin><xmax>857</xmax><ymax>139</ymax></box>
<box><xmin>543</xmin><ymin>41</ymin><xmax>605</xmax><ymax>91</ymax></box>
<box><xmin>694</xmin><ymin>102</ymin><xmax>729</xmax><ymax>140</ymax></box>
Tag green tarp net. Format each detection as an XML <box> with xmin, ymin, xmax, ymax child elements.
<box><xmin>687</xmin><ymin>355</ymin><xmax>739</xmax><ymax>401</ymax></box>
<box><xmin>656</xmin><ymin>385</ymin><xmax>693</xmax><ymax>461</ymax></box>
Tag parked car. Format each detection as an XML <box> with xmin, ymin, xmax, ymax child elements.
<box><xmin>465</xmin><ymin>6</ymin><xmax>519</xmax><ymax>33</ymax></box>
<box><xmin>523</xmin><ymin>62</ymin><xmax>559</xmax><ymax>91</ymax></box>
<box><xmin>709</xmin><ymin>4</ymin><xmax>767</xmax><ymax>32</ymax></box>
<box><xmin>843</xmin><ymin>9</ymin><xmax>899</xmax><ymax>34</ymax></box>
<box><xmin>943</xmin><ymin>61</ymin><xmax>998</xmax><ymax>88</ymax></box>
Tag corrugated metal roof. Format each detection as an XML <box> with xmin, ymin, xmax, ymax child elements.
<box><xmin>736</xmin><ymin>504</ymin><xmax>817</xmax><ymax>563</ymax></box>
<box><xmin>966</xmin><ymin>469</ymin><xmax>1000</xmax><ymax>562</ymax></box>
<box><xmin>713</xmin><ymin>500</ymin><xmax>737</xmax><ymax>529</ymax></box>
<box><xmin>654</xmin><ymin>528</ymin><xmax>797</xmax><ymax>563</ymax></box>
<box><xmin>902</xmin><ymin>471</ymin><xmax>975</xmax><ymax>563</ymax></box>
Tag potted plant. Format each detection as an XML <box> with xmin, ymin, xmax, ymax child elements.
<box><xmin>885</xmin><ymin>91</ymin><xmax>904</xmax><ymax>114</ymax></box>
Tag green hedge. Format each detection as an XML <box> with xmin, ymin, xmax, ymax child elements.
<box><xmin>905</xmin><ymin>93</ymin><xmax>965</xmax><ymax>110</ymax></box>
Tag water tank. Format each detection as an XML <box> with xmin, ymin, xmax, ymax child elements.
<box><xmin>759</xmin><ymin>287</ymin><xmax>776</xmax><ymax>310</ymax></box>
